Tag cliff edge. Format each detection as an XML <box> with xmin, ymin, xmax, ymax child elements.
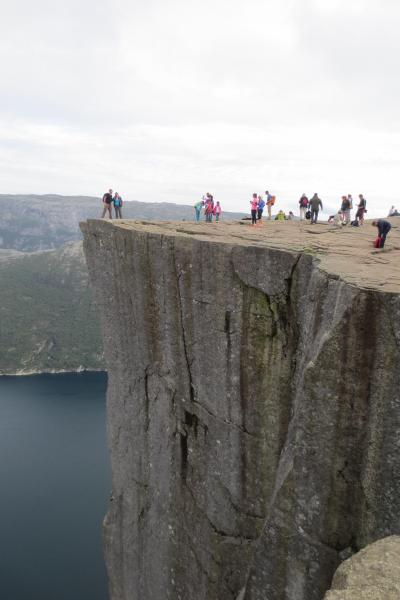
<box><xmin>81</xmin><ymin>219</ymin><xmax>400</xmax><ymax>600</ymax></box>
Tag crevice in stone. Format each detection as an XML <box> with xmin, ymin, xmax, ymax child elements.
<box><xmin>192</xmin><ymin>398</ymin><xmax>264</xmax><ymax>440</ymax></box>
<box><xmin>184</xmin><ymin>480</ymin><xmax>258</xmax><ymax>543</ymax></box>
<box><xmin>175</xmin><ymin>265</ymin><xmax>195</xmax><ymax>405</ymax></box>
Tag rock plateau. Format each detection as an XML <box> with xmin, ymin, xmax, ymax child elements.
<box><xmin>81</xmin><ymin>218</ymin><xmax>400</xmax><ymax>600</ymax></box>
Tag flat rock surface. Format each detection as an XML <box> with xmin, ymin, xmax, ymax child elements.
<box><xmin>104</xmin><ymin>218</ymin><xmax>400</xmax><ymax>293</ymax></box>
<box><xmin>324</xmin><ymin>536</ymin><xmax>400</xmax><ymax>599</ymax></box>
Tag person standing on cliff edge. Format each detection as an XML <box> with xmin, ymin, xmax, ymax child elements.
<box><xmin>113</xmin><ymin>192</ymin><xmax>123</xmax><ymax>219</ymax></box>
<box><xmin>101</xmin><ymin>188</ymin><xmax>113</xmax><ymax>219</ymax></box>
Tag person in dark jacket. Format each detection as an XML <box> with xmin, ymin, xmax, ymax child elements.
<box><xmin>101</xmin><ymin>188</ymin><xmax>113</xmax><ymax>219</ymax></box>
<box><xmin>341</xmin><ymin>196</ymin><xmax>351</xmax><ymax>224</ymax></box>
<box><xmin>309</xmin><ymin>193</ymin><xmax>323</xmax><ymax>224</ymax></box>
<box><xmin>356</xmin><ymin>194</ymin><xmax>367</xmax><ymax>225</ymax></box>
<box><xmin>372</xmin><ymin>219</ymin><xmax>392</xmax><ymax>248</ymax></box>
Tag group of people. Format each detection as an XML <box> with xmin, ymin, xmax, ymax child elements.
<box><xmin>194</xmin><ymin>194</ymin><xmax>222</xmax><ymax>222</ymax></box>
<box><xmin>101</xmin><ymin>189</ymin><xmax>123</xmax><ymax>219</ymax></box>
<box><xmin>99</xmin><ymin>186</ymin><xmax>395</xmax><ymax>250</ymax></box>
<box><xmin>249</xmin><ymin>191</ymin><xmax>276</xmax><ymax>225</ymax></box>
<box><xmin>326</xmin><ymin>194</ymin><xmax>367</xmax><ymax>227</ymax></box>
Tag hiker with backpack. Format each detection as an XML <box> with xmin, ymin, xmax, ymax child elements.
<box><xmin>101</xmin><ymin>188</ymin><xmax>113</xmax><ymax>219</ymax></box>
<box><xmin>356</xmin><ymin>194</ymin><xmax>367</xmax><ymax>225</ymax></box>
<box><xmin>372</xmin><ymin>219</ymin><xmax>391</xmax><ymax>248</ymax></box>
<box><xmin>113</xmin><ymin>192</ymin><xmax>123</xmax><ymax>219</ymax></box>
<box><xmin>309</xmin><ymin>193</ymin><xmax>323</xmax><ymax>224</ymax></box>
<box><xmin>299</xmin><ymin>194</ymin><xmax>308</xmax><ymax>220</ymax></box>
<box><xmin>265</xmin><ymin>191</ymin><xmax>275</xmax><ymax>220</ymax></box>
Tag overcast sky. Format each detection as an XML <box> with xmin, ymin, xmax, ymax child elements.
<box><xmin>1</xmin><ymin>0</ymin><xmax>399</xmax><ymax>216</ymax></box>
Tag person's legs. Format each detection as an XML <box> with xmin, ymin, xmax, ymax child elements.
<box><xmin>251</xmin><ymin>210</ymin><xmax>257</xmax><ymax>225</ymax></box>
<box><xmin>267</xmin><ymin>205</ymin><xmax>271</xmax><ymax>220</ymax></box>
<box><xmin>101</xmin><ymin>205</ymin><xmax>107</xmax><ymax>218</ymax></box>
<box><xmin>216</xmin><ymin>214</ymin><xmax>219</xmax><ymax>222</ymax></box>
<box><xmin>195</xmin><ymin>208</ymin><xmax>200</xmax><ymax>222</ymax></box>
<box><xmin>300</xmin><ymin>207</ymin><xmax>305</xmax><ymax>220</ymax></box>
<box><xmin>108</xmin><ymin>205</ymin><xmax>112</xmax><ymax>219</ymax></box>
<box><xmin>380</xmin><ymin>233</ymin><xmax>387</xmax><ymax>247</ymax></box>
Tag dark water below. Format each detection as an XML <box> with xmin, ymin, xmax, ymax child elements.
<box><xmin>0</xmin><ymin>372</ymin><xmax>110</xmax><ymax>600</ymax></box>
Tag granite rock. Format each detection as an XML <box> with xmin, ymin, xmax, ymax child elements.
<box><xmin>81</xmin><ymin>219</ymin><xmax>400</xmax><ymax>600</ymax></box>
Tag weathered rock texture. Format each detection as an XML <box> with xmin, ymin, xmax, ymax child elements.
<box><xmin>81</xmin><ymin>219</ymin><xmax>400</xmax><ymax>600</ymax></box>
<box><xmin>324</xmin><ymin>536</ymin><xmax>400</xmax><ymax>599</ymax></box>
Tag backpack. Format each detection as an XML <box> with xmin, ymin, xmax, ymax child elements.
<box><xmin>301</xmin><ymin>197</ymin><xmax>308</xmax><ymax>207</ymax></box>
<box><xmin>351</xmin><ymin>220</ymin><xmax>359</xmax><ymax>227</ymax></box>
<box><xmin>305</xmin><ymin>210</ymin><xmax>311</xmax><ymax>220</ymax></box>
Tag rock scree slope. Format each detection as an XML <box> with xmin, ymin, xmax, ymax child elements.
<box><xmin>81</xmin><ymin>219</ymin><xmax>400</xmax><ymax>600</ymax></box>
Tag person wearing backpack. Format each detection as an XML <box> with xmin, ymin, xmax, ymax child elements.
<box><xmin>113</xmin><ymin>192</ymin><xmax>123</xmax><ymax>219</ymax></box>
<box><xmin>101</xmin><ymin>188</ymin><xmax>113</xmax><ymax>219</ymax></box>
<box><xmin>299</xmin><ymin>194</ymin><xmax>309</xmax><ymax>220</ymax></box>
<box><xmin>265</xmin><ymin>190</ymin><xmax>275</xmax><ymax>220</ymax></box>
<box><xmin>356</xmin><ymin>194</ymin><xmax>367</xmax><ymax>225</ymax></box>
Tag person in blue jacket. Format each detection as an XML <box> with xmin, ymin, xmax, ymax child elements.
<box><xmin>257</xmin><ymin>195</ymin><xmax>265</xmax><ymax>222</ymax></box>
<box><xmin>372</xmin><ymin>219</ymin><xmax>392</xmax><ymax>248</ymax></box>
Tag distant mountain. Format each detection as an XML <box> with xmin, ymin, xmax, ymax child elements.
<box><xmin>0</xmin><ymin>242</ymin><xmax>103</xmax><ymax>375</ymax></box>
<box><xmin>0</xmin><ymin>194</ymin><xmax>245</xmax><ymax>252</ymax></box>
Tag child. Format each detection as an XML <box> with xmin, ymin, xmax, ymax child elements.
<box><xmin>250</xmin><ymin>194</ymin><xmax>258</xmax><ymax>225</ymax></box>
<box><xmin>214</xmin><ymin>201</ymin><xmax>222</xmax><ymax>222</ymax></box>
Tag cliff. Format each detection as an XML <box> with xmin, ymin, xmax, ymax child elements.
<box><xmin>81</xmin><ymin>218</ymin><xmax>400</xmax><ymax>600</ymax></box>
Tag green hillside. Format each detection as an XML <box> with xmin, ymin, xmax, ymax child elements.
<box><xmin>0</xmin><ymin>242</ymin><xmax>103</xmax><ymax>374</ymax></box>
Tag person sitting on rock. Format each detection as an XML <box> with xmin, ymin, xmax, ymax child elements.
<box><xmin>388</xmin><ymin>205</ymin><xmax>400</xmax><ymax>217</ymax></box>
<box><xmin>328</xmin><ymin>211</ymin><xmax>342</xmax><ymax>226</ymax></box>
<box><xmin>372</xmin><ymin>219</ymin><xmax>392</xmax><ymax>248</ymax></box>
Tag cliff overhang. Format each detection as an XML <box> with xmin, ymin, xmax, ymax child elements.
<box><xmin>81</xmin><ymin>219</ymin><xmax>400</xmax><ymax>600</ymax></box>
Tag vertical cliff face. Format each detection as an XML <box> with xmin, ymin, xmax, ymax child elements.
<box><xmin>81</xmin><ymin>220</ymin><xmax>400</xmax><ymax>600</ymax></box>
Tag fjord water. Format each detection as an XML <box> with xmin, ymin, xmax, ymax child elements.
<box><xmin>0</xmin><ymin>372</ymin><xmax>110</xmax><ymax>600</ymax></box>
